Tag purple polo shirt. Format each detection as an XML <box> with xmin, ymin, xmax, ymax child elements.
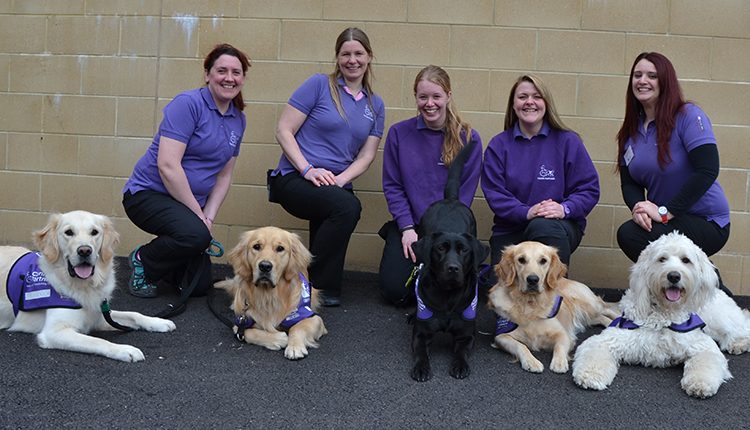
<box><xmin>123</xmin><ymin>87</ymin><xmax>245</xmax><ymax>206</ymax></box>
<box><xmin>382</xmin><ymin>115</ymin><xmax>482</xmax><ymax>230</ymax></box>
<box><xmin>482</xmin><ymin>121</ymin><xmax>600</xmax><ymax>236</ymax></box>
<box><xmin>621</xmin><ymin>103</ymin><xmax>730</xmax><ymax>227</ymax></box>
<box><xmin>273</xmin><ymin>74</ymin><xmax>385</xmax><ymax>185</ymax></box>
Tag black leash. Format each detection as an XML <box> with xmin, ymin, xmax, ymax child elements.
<box><xmin>103</xmin><ymin>239</ymin><xmax>224</xmax><ymax>331</ymax></box>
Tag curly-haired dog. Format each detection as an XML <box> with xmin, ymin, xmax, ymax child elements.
<box><xmin>572</xmin><ymin>232</ymin><xmax>732</xmax><ymax>398</ymax></box>
<box><xmin>0</xmin><ymin>211</ymin><xmax>176</xmax><ymax>362</ymax></box>
<box><xmin>488</xmin><ymin>241</ymin><xmax>617</xmax><ymax>373</ymax></box>
<box><xmin>215</xmin><ymin>226</ymin><xmax>327</xmax><ymax>360</ymax></box>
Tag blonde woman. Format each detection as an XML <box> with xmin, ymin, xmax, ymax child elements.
<box><xmin>379</xmin><ymin>65</ymin><xmax>482</xmax><ymax>306</ymax></box>
<box><xmin>269</xmin><ymin>28</ymin><xmax>385</xmax><ymax>307</ymax></box>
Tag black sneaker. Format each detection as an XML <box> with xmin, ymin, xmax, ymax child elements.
<box><xmin>128</xmin><ymin>247</ymin><xmax>158</xmax><ymax>298</ymax></box>
<box><xmin>317</xmin><ymin>290</ymin><xmax>340</xmax><ymax>307</ymax></box>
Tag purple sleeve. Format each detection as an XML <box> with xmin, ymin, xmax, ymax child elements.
<box><xmin>233</xmin><ymin>112</ymin><xmax>246</xmax><ymax>157</ymax></box>
<box><xmin>560</xmin><ymin>134</ymin><xmax>600</xmax><ymax>221</ymax></box>
<box><xmin>382</xmin><ymin>125</ymin><xmax>414</xmax><ymax>230</ymax></box>
<box><xmin>370</xmin><ymin>96</ymin><xmax>386</xmax><ymax>138</ymax></box>
<box><xmin>458</xmin><ymin>129</ymin><xmax>482</xmax><ymax>207</ymax></box>
<box><xmin>159</xmin><ymin>94</ymin><xmax>198</xmax><ymax>144</ymax></box>
<box><xmin>481</xmin><ymin>134</ymin><xmax>530</xmax><ymax>224</ymax></box>
<box><xmin>678</xmin><ymin>104</ymin><xmax>715</xmax><ymax>151</ymax></box>
<box><xmin>288</xmin><ymin>74</ymin><xmax>324</xmax><ymax>116</ymax></box>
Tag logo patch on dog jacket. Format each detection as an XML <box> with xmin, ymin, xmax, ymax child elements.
<box><xmin>6</xmin><ymin>252</ymin><xmax>82</xmax><ymax>316</ymax></box>
<box><xmin>494</xmin><ymin>295</ymin><xmax>564</xmax><ymax>335</ymax></box>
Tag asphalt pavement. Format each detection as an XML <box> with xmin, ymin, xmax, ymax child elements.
<box><xmin>1</xmin><ymin>259</ymin><xmax>749</xmax><ymax>429</ymax></box>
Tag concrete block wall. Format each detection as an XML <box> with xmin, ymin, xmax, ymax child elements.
<box><xmin>1</xmin><ymin>0</ymin><xmax>749</xmax><ymax>292</ymax></box>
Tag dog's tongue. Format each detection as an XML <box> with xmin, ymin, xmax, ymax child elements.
<box><xmin>665</xmin><ymin>287</ymin><xmax>682</xmax><ymax>302</ymax></box>
<box><xmin>74</xmin><ymin>264</ymin><xmax>94</xmax><ymax>279</ymax></box>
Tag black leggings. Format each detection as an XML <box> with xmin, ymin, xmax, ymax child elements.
<box><xmin>269</xmin><ymin>172</ymin><xmax>361</xmax><ymax>296</ymax></box>
<box><xmin>122</xmin><ymin>190</ymin><xmax>213</xmax><ymax>296</ymax></box>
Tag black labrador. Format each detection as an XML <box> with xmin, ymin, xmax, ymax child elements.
<box><xmin>410</xmin><ymin>139</ymin><xmax>489</xmax><ymax>382</ymax></box>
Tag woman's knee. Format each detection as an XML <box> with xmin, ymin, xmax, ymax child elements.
<box><xmin>175</xmin><ymin>225</ymin><xmax>212</xmax><ymax>252</ymax></box>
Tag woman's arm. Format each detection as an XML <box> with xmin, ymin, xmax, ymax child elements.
<box><xmin>275</xmin><ymin>104</ymin><xmax>336</xmax><ymax>186</ymax></box>
<box><xmin>667</xmin><ymin>144</ymin><xmax>719</xmax><ymax>216</ymax></box>
<box><xmin>157</xmin><ymin>136</ymin><xmax>205</xmax><ymax>220</ymax></box>
<box><xmin>334</xmin><ymin>135</ymin><xmax>381</xmax><ymax>187</ymax></box>
<box><xmin>202</xmin><ymin>156</ymin><xmax>237</xmax><ymax>229</ymax></box>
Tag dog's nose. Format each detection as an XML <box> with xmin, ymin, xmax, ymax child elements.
<box><xmin>526</xmin><ymin>275</ymin><xmax>539</xmax><ymax>286</ymax></box>
<box><xmin>667</xmin><ymin>271</ymin><xmax>681</xmax><ymax>284</ymax></box>
<box><xmin>258</xmin><ymin>260</ymin><xmax>273</xmax><ymax>273</ymax></box>
<box><xmin>447</xmin><ymin>264</ymin><xmax>460</xmax><ymax>274</ymax></box>
<box><xmin>77</xmin><ymin>246</ymin><xmax>92</xmax><ymax>257</ymax></box>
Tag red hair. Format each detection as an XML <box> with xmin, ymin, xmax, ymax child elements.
<box><xmin>616</xmin><ymin>52</ymin><xmax>685</xmax><ymax>171</ymax></box>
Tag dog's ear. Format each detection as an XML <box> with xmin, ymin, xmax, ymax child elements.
<box><xmin>98</xmin><ymin>215</ymin><xmax>120</xmax><ymax>264</ymax></box>
<box><xmin>33</xmin><ymin>213</ymin><xmax>61</xmax><ymax>263</ymax></box>
<box><xmin>465</xmin><ymin>234</ymin><xmax>490</xmax><ymax>271</ymax></box>
<box><xmin>228</xmin><ymin>231</ymin><xmax>254</xmax><ymax>280</ymax></box>
<box><xmin>413</xmin><ymin>234</ymin><xmax>433</xmax><ymax>266</ymax></box>
<box><xmin>285</xmin><ymin>232</ymin><xmax>312</xmax><ymax>282</ymax></box>
<box><xmin>623</xmin><ymin>249</ymin><xmax>654</xmax><ymax>320</ymax></box>
<box><xmin>496</xmin><ymin>244</ymin><xmax>517</xmax><ymax>287</ymax></box>
<box><xmin>544</xmin><ymin>247</ymin><xmax>567</xmax><ymax>289</ymax></box>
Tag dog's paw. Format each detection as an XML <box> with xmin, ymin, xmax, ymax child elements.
<box><xmin>411</xmin><ymin>363</ymin><xmax>432</xmax><ymax>382</ymax></box>
<box><xmin>108</xmin><ymin>345</ymin><xmax>146</xmax><ymax>363</ymax></box>
<box><xmin>550</xmin><ymin>356</ymin><xmax>570</xmax><ymax>374</ymax></box>
<box><xmin>725</xmin><ymin>337</ymin><xmax>750</xmax><ymax>355</ymax></box>
<box><xmin>520</xmin><ymin>356</ymin><xmax>544</xmax><ymax>373</ymax></box>
<box><xmin>572</xmin><ymin>367</ymin><xmax>612</xmax><ymax>391</ymax></box>
<box><xmin>263</xmin><ymin>331</ymin><xmax>288</xmax><ymax>350</ymax></box>
<box><xmin>681</xmin><ymin>376</ymin><xmax>720</xmax><ymax>399</ymax></box>
<box><xmin>145</xmin><ymin>318</ymin><xmax>176</xmax><ymax>333</ymax></box>
<box><xmin>284</xmin><ymin>344</ymin><xmax>309</xmax><ymax>360</ymax></box>
<box><xmin>449</xmin><ymin>359</ymin><xmax>471</xmax><ymax>379</ymax></box>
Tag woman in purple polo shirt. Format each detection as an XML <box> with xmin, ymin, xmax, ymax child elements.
<box><xmin>122</xmin><ymin>43</ymin><xmax>250</xmax><ymax>298</ymax></box>
<box><xmin>616</xmin><ymin>52</ymin><xmax>732</xmax><ymax>294</ymax></box>
<box><xmin>378</xmin><ymin>65</ymin><xmax>482</xmax><ymax>306</ymax></box>
<box><xmin>482</xmin><ymin>74</ymin><xmax>599</xmax><ymax>270</ymax></box>
<box><xmin>268</xmin><ymin>28</ymin><xmax>385</xmax><ymax>307</ymax></box>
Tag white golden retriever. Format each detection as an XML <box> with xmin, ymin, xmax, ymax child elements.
<box><xmin>0</xmin><ymin>211</ymin><xmax>175</xmax><ymax>362</ymax></box>
<box><xmin>572</xmin><ymin>232</ymin><xmax>733</xmax><ymax>398</ymax></box>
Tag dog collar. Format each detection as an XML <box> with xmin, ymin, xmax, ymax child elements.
<box><xmin>494</xmin><ymin>295</ymin><xmax>564</xmax><ymax>335</ymax></box>
<box><xmin>609</xmin><ymin>313</ymin><xmax>706</xmax><ymax>333</ymax></box>
<box><xmin>233</xmin><ymin>273</ymin><xmax>315</xmax><ymax>341</ymax></box>
<box><xmin>414</xmin><ymin>270</ymin><xmax>478</xmax><ymax>321</ymax></box>
<box><xmin>6</xmin><ymin>252</ymin><xmax>82</xmax><ymax>316</ymax></box>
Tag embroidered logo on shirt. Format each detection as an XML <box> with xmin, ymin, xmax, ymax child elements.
<box><xmin>229</xmin><ymin>130</ymin><xmax>239</xmax><ymax>147</ymax></box>
<box><xmin>537</xmin><ymin>164</ymin><xmax>555</xmax><ymax>181</ymax></box>
<box><xmin>363</xmin><ymin>105</ymin><xmax>374</xmax><ymax>122</ymax></box>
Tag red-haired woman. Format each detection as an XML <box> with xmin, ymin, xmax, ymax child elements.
<box><xmin>616</xmin><ymin>52</ymin><xmax>732</xmax><ymax>294</ymax></box>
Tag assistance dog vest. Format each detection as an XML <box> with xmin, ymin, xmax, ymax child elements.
<box><xmin>609</xmin><ymin>313</ymin><xmax>705</xmax><ymax>333</ymax></box>
<box><xmin>414</xmin><ymin>275</ymin><xmax>478</xmax><ymax>322</ymax></box>
<box><xmin>234</xmin><ymin>273</ymin><xmax>315</xmax><ymax>332</ymax></box>
<box><xmin>6</xmin><ymin>252</ymin><xmax>82</xmax><ymax>316</ymax></box>
<box><xmin>494</xmin><ymin>295</ymin><xmax>564</xmax><ymax>335</ymax></box>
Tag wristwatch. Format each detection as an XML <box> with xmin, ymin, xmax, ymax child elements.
<box><xmin>658</xmin><ymin>206</ymin><xmax>669</xmax><ymax>224</ymax></box>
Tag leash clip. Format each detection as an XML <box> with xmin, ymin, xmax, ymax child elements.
<box><xmin>206</xmin><ymin>239</ymin><xmax>224</xmax><ymax>257</ymax></box>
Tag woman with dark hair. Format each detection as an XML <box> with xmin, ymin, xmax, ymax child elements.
<box><xmin>123</xmin><ymin>43</ymin><xmax>250</xmax><ymax>298</ymax></box>
<box><xmin>268</xmin><ymin>28</ymin><xmax>385</xmax><ymax>306</ymax></box>
<box><xmin>615</xmin><ymin>52</ymin><xmax>732</xmax><ymax>293</ymax></box>
<box><xmin>482</xmin><ymin>74</ymin><xmax>599</xmax><ymax>269</ymax></box>
<box><xmin>378</xmin><ymin>65</ymin><xmax>482</xmax><ymax>306</ymax></box>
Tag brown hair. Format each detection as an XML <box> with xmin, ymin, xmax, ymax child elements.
<box><xmin>413</xmin><ymin>65</ymin><xmax>473</xmax><ymax>166</ymax></box>
<box><xmin>504</xmin><ymin>74</ymin><xmax>571</xmax><ymax>133</ymax></box>
<box><xmin>203</xmin><ymin>43</ymin><xmax>251</xmax><ymax>112</ymax></box>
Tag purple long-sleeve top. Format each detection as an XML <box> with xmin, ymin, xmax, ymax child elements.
<box><xmin>481</xmin><ymin>121</ymin><xmax>599</xmax><ymax>236</ymax></box>
<box><xmin>382</xmin><ymin>115</ymin><xmax>482</xmax><ymax>230</ymax></box>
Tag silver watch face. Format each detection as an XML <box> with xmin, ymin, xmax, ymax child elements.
<box><xmin>658</xmin><ymin>206</ymin><xmax>668</xmax><ymax>215</ymax></box>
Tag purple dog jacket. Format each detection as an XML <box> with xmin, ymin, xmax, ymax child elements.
<box><xmin>6</xmin><ymin>252</ymin><xmax>82</xmax><ymax>316</ymax></box>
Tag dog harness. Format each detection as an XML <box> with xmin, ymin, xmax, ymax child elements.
<box><xmin>494</xmin><ymin>295</ymin><xmax>564</xmax><ymax>335</ymax></box>
<box><xmin>5</xmin><ymin>252</ymin><xmax>82</xmax><ymax>316</ymax></box>
<box><xmin>609</xmin><ymin>313</ymin><xmax>706</xmax><ymax>333</ymax></box>
<box><xmin>414</xmin><ymin>272</ymin><xmax>478</xmax><ymax>322</ymax></box>
<box><xmin>233</xmin><ymin>273</ymin><xmax>315</xmax><ymax>339</ymax></box>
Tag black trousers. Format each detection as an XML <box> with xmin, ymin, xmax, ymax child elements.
<box><xmin>489</xmin><ymin>218</ymin><xmax>583</xmax><ymax>268</ymax></box>
<box><xmin>122</xmin><ymin>190</ymin><xmax>213</xmax><ymax>296</ymax></box>
<box><xmin>617</xmin><ymin>214</ymin><xmax>730</xmax><ymax>262</ymax></box>
<box><xmin>377</xmin><ymin>220</ymin><xmax>417</xmax><ymax>306</ymax></box>
<box><xmin>269</xmin><ymin>172</ymin><xmax>361</xmax><ymax>296</ymax></box>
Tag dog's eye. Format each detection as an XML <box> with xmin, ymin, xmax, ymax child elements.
<box><xmin>91</xmin><ymin>229</ymin><xmax>99</xmax><ymax>236</ymax></box>
<box><xmin>252</xmin><ymin>243</ymin><xmax>261</xmax><ymax>251</ymax></box>
<box><xmin>518</xmin><ymin>257</ymin><xmax>526</xmax><ymax>264</ymax></box>
<box><xmin>539</xmin><ymin>258</ymin><xmax>548</xmax><ymax>265</ymax></box>
<box><xmin>658</xmin><ymin>256</ymin><xmax>667</xmax><ymax>263</ymax></box>
<box><xmin>681</xmin><ymin>257</ymin><xmax>691</xmax><ymax>264</ymax></box>
<box><xmin>438</xmin><ymin>243</ymin><xmax>449</xmax><ymax>251</ymax></box>
<box><xmin>64</xmin><ymin>229</ymin><xmax>74</xmax><ymax>236</ymax></box>
<box><xmin>276</xmin><ymin>245</ymin><xmax>285</xmax><ymax>253</ymax></box>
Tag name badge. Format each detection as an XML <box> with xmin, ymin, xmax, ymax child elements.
<box><xmin>623</xmin><ymin>145</ymin><xmax>634</xmax><ymax>166</ymax></box>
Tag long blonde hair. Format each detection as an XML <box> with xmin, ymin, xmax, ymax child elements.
<box><xmin>414</xmin><ymin>65</ymin><xmax>472</xmax><ymax>167</ymax></box>
<box><xmin>327</xmin><ymin>27</ymin><xmax>375</xmax><ymax>119</ymax></box>
<box><xmin>504</xmin><ymin>74</ymin><xmax>571</xmax><ymax>133</ymax></box>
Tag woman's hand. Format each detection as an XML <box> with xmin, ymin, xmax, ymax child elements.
<box><xmin>303</xmin><ymin>167</ymin><xmax>336</xmax><ymax>187</ymax></box>
<box><xmin>401</xmin><ymin>228</ymin><xmax>418</xmax><ymax>263</ymax></box>
<box><xmin>631</xmin><ymin>200</ymin><xmax>658</xmax><ymax>232</ymax></box>
<box><xmin>527</xmin><ymin>199</ymin><xmax>565</xmax><ymax>220</ymax></box>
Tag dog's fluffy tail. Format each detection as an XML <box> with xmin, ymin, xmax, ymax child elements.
<box><xmin>443</xmin><ymin>138</ymin><xmax>478</xmax><ymax>201</ymax></box>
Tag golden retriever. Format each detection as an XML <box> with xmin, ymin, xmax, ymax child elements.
<box><xmin>215</xmin><ymin>226</ymin><xmax>327</xmax><ymax>360</ymax></box>
<box><xmin>487</xmin><ymin>241</ymin><xmax>618</xmax><ymax>373</ymax></box>
<box><xmin>0</xmin><ymin>211</ymin><xmax>176</xmax><ymax>362</ymax></box>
